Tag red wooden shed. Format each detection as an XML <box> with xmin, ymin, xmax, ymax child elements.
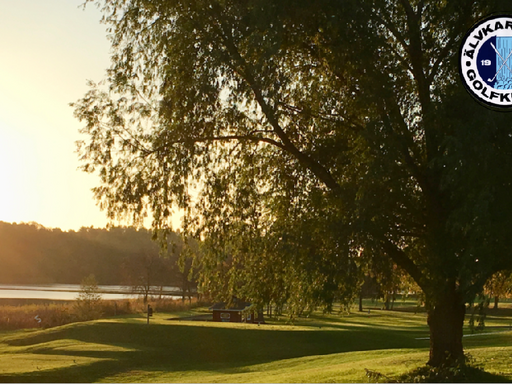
<box><xmin>209</xmin><ymin>297</ymin><xmax>265</xmax><ymax>323</ymax></box>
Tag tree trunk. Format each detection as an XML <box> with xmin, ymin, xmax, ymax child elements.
<box><xmin>427</xmin><ymin>293</ymin><xmax>466</xmax><ymax>366</ymax></box>
<box><xmin>359</xmin><ymin>292</ymin><xmax>363</xmax><ymax>312</ymax></box>
<box><xmin>494</xmin><ymin>296</ymin><xmax>499</xmax><ymax>309</ymax></box>
<box><xmin>182</xmin><ymin>273</ymin><xmax>186</xmax><ymax>303</ymax></box>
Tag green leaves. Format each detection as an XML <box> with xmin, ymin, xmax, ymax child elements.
<box><xmin>76</xmin><ymin>0</ymin><xmax>512</xmax><ymax>321</ymax></box>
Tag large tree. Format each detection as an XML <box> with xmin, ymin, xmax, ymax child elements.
<box><xmin>75</xmin><ymin>0</ymin><xmax>512</xmax><ymax>366</ymax></box>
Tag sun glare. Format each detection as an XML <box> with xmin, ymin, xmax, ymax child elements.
<box><xmin>0</xmin><ymin>121</ymin><xmax>42</xmax><ymax>224</ymax></box>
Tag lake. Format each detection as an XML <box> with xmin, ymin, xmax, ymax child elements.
<box><xmin>0</xmin><ymin>284</ymin><xmax>182</xmax><ymax>301</ymax></box>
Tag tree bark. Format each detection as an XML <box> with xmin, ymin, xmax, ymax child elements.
<box><xmin>427</xmin><ymin>292</ymin><xmax>466</xmax><ymax>366</ymax></box>
<box><xmin>494</xmin><ymin>296</ymin><xmax>499</xmax><ymax>310</ymax></box>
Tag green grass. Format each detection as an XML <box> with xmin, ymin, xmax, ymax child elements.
<box><xmin>0</xmin><ymin>307</ymin><xmax>510</xmax><ymax>382</ymax></box>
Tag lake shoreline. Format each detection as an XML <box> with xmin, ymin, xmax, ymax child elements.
<box><xmin>0</xmin><ymin>284</ymin><xmax>187</xmax><ymax>301</ymax></box>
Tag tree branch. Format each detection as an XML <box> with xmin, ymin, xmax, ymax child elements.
<box><xmin>279</xmin><ymin>102</ymin><xmax>364</xmax><ymax>131</ymax></box>
<box><xmin>426</xmin><ymin>4</ymin><xmax>473</xmax><ymax>85</ymax></box>
<box><xmin>149</xmin><ymin>134</ymin><xmax>286</xmax><ymax>156</ymax></box>
<box><xmin>216</xmin><ymin>22</ymin><xmax>342</xmax><ymax>193</ymax></box>
<box><xmin>381</xmin><ymin>238</ymin><xmax>428</xmax><ymax>293</ymax></box>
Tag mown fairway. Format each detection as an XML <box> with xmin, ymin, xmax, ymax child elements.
<box><xmin>0</xmin><ymin>308</ymin><xmax>511</xmax><ymax>382</ymax></box>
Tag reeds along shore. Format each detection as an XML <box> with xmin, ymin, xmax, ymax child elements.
<box><xmin>0</xmin><ymin>297</ymin><xmax>204</xmax><ymax>330</ymax></box>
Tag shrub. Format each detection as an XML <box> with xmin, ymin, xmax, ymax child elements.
<box><xmin>0</xmin><ymin>303</ymin><xmax>74</xmax><ymax>330</ymax></box>
<box><xmin>396</xmin><ymin>355</ymin><xmax>491</xmax><ymax>383</ymax></box>
<box><xmin>0</xmin><ymin>295</ymin><xmax>208</xmax><ymax>331</ymax></box>
<box><xmin>73</xmin><ymin>275</ymin><xmax>103</xmax><ymax>321</ymax></box>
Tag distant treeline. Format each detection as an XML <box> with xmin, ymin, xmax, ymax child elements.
<box><xmin>0</xmin><ymin>221</ymin><xmax>195</xmax><ymax>292</ymax></box>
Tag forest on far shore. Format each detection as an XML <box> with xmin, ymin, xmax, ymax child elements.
<box><xmin>0</xmin><ymin>221</ymin><xmax>195</xmax><ymax>292</ymax></box>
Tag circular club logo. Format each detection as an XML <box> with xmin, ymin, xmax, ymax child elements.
<box><xmin>460</xmin><ymin>14</ymin><xmax>512</xmax><ymax>110</ymax></box>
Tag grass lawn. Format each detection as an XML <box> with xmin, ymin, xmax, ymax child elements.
<box><xmin>0</xmin><ymin>306</ymin><xmax>511</xmax><ymax>382</ymax></box>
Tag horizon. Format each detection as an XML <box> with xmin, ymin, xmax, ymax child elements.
<box><xmin>0</xmin><ymin>219</ymin><xmax>143</xmax><ymax>232</ymax></box>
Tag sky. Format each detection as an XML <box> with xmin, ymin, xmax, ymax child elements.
<box><xmin>0</xmin><ymin>1</ymin><xmax>121</xmax><ymax>231</ymax></box>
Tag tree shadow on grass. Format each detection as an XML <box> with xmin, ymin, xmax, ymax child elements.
<box><xmin>0</xmin><ymin>321</ymin><xmax>506</xmax><ymax>382</ymax></box>
<box><xmin>0</xmin><ymin>359</ymin><xmax>132</xmax><ymax>383</ymax></box>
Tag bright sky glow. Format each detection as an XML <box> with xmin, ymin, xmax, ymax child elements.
<box><xmin>0</xmin><ymin>0</ymin><xmax>114</xmax><ymax>230</ymax></box>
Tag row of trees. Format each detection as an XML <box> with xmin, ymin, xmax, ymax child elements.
<box><xmin>361</xmin><ymin>267</ymin><xmax>512</xmax><ymax>312</ymax></box>
<box><xmin>76</xmin><ymin>0</ymin><xmax>512</xmax><ymax>367</ymax></box>
<box><xmin>5</xmin><ymin>220</ymin><xmax>509</xmax><ymax>310</ymax></box>
<box><xmin>0</xmin><ymin>221</ymin><xmax>196</xmax><ymax>297</ymax></box>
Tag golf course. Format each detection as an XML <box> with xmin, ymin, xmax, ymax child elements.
<box><xmin>0</xmin><ymin>304</ymin><xmax>511</xmax><ymax>383</ymax></box>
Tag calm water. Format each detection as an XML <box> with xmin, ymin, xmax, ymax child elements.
<box><xmin>0</xmin><ymin>284</ymin><xmax>181</xmax><ymax>301</ymax></box>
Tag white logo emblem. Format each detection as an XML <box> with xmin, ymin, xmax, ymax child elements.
<box><xmin>460</xmin><ymin>14</ymin><xmax>512</xmax><ymax>110</ymax></box>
